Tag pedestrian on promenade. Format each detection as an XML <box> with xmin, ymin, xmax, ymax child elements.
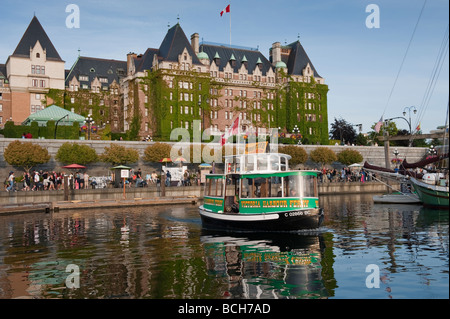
<box><xmin>6</xmin><ymin>171</ymin><xmax>15</xmax><ymax>192</ymax></box>
<box><xmin>165</xmin><ymin>170</ymin><xmax>171</xmax><ymax>187</ymax></box>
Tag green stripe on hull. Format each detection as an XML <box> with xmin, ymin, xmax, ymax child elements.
<box><xmin>204</xmin><ymin>196</ymin><xmax>319</xmax><ymax>213</ymax></box>
<box><xmin>414</xmin><ymin>184</ymin><xmax>449</xmax><ymax>207</ymax></box>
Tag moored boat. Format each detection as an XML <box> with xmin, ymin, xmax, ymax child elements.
<box><xmin>199</xmin><ymin>152</ymin><xmax>324</xmax><ymax>232</ymax></box>
<box><xmin>409</xmin><ymin>174</ymin><xmax>449</xmax><ymax>207</ymax></box>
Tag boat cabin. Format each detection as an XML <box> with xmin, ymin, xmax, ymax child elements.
<box><xmin>203</xmin><ymin>153</ymin><xmax>319</xmax><ymax>214</ymax></box>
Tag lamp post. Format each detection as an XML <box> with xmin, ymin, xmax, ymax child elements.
<box><xmin>403</xmin><ymin>106</ymin><xmax>417</xmax><ymax>134</ymax></box>
<box><xmin>393</xmin><ymin>148</ymin><xmax>399</xmax><ymax>169</ymax></box>
<box><xmin>85</xmin><ymin>115</ymin><xmax>94</xmax><ymax>140</ymax></box>
<box><xmin>292</xmin><ymin>124</ymin><xmax>302</xmax><ymax>145</ymax></box>
<box><xmin>385</xmin><ymin>106</ymin><xmax>417</xmax><ymax>147</ymax></box>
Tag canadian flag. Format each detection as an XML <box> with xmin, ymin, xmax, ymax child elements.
<box><xmin>221</xmin><ymin>117</ymin><xmax>239</xmax><ymax>146</ymax></box>
<box><xmin>220</xmin><ymin>4</ymin><xmax>230</xmax><ymax>16</ymax></box>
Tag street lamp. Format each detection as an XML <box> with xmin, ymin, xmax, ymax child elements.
<box><xmin>393</xmin><ymin>148</ymin><xmax>400</xmax><ymax>170</ymax></box>
<box><xmin>85</xmin><ymin>115</ymin><xmax>94</xmax><ymax>140</ymax></box>
<box><xmin>385</xmin><ymin>106</ymin><xmax>417</xmax><ymax>147</ymax></box>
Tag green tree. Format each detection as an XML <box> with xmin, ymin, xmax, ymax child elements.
<box><xmin>4</xmin><ymin>140</ymin><xmax>51</xmax><ymax>173</ymax></box>
<box><xmin>279</xmin><ymin>145</ymin><xmax>308</xmax><ymax>165</ymax></box>
<box><xmin>99</xmin><ymin>144</ymin><xmax>139</xmax><ymax>165</ymax></box>
<box><xmin>309</xmin><ymin>147</ymin><xmax>337</xmax><ymax>167</ymax></box>
<box><xmin>55</xmin><ymin>142</ymin><xmax>98</xmax><ymax>165</ymax></box>
<box><xmin>337</xmin><ymin>149</ymin><xmax>363</xmax><ymax>165</ymax></box>
<box><xmin>143</xmin><ymin>143</ymin><xmax>172</xmax><ymax>163</ymax></box>
<box><xmin>329</xmin><ymin>118</ymin><xmax>357</xmax><ymax>144</ymax></box>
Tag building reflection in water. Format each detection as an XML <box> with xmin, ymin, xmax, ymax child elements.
<box><xmin>0</xmin><ymin>200</ymin><xmax>447</xmax><ymax>299</ymax></box>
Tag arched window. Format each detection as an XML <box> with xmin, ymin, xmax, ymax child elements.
<box><xmin>36</xmin><ymin>53</ymin><xmax>40</xmax><ymax>58</ymax></box>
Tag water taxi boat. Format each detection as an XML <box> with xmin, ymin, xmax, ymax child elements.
<box><xmin>199</xmin><ymin>152</ymin><xmax>324</xmax><ymax>232</ymax></box>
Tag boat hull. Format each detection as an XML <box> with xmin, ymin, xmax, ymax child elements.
<box><xmin>199</xmin><ymin>205</ymin><xmax>324</xmax><ymax>232</ymax></box>
<box><xmin>373</xmin><ymin>193</ymin><xmax>422</xmax><ymax>204</ymax></box>
<box><xmin>410</xmin><ymin>177</ymin><xmax>449</xmax><ymax>207</ymax></box>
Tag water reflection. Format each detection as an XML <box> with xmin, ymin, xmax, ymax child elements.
<box><xmin>0</xmin><ymin>195</ymin><xmax>448</xmax><ymax>299</ymax></box>
<box><xmin>201</xmin><ymin>231</ymin><xmax>333</xmax><ymax>299</ymax></box>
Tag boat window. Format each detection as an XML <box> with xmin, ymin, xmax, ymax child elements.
<box><xmin>283</xmin><ymin>175</ymin><xmax>317</xmax><ymax>198</ymax></box>
<box><xmin>240</xmin><ymin>177</ymin><xmax>283</xmax><ymax>198</ymax></box>
<box><xmin>269</xmin><ymin>176</ymin><xmax>283</xmax><ymax>197</ymax></box>
<box><xmin>205</xmin><ymin>178</ymin><xmax>224</xmax><ymax>197</ymax></box>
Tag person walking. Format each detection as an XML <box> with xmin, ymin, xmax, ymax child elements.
<box><xmin>6</xmin><ymin>172</ymin><xmax>15</xmax><ymax>192</ymax></box>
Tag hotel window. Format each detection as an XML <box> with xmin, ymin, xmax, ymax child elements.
<box><xmin>31</xmin><ymin>65</ymin><xmax>35</xmax><ymax>74</ymax></box>
<box><xmin>71</xmin><ymin>97</ymin><xmax>75</xmax><ymax>104</ymax></box>
<box><xmin>0</xmin><ymin>104</ymin><xmax>2</xmax><ymax>111</ymax></box>
<box><xmin>185</xmin><ymin>106</ymin><xmax>189</xmax><ymax>114</ymax></box>
<box><xmin>79</xmin><ymin>75</ymin><xmax>88</xmax><ymax>81</ymax></box>
<box><xmin>32</xmin><ymin>79</ymin><xmax>38</xmax><ymax>87</ymax></box>
<box><xmin>170</xmin><ymin>105</ymin><xmax>173</xmax><ymax>114</ymax></box>
<box><xmin>40</xmin><ymin>80</ymin><xmax>45</xmax><ymax>87</ymax></box>
<box><xmin>0</xmin><ymin>93</ymin><xmax>2</xmax><ymax>100</ymax></box>
<box><xmin>145</xmin><ymin>122</ymin><xmax>148</xmax><ymax>131</ymax></box>
<box><xmin>99</xmin><ymin>77</ymin><xmax>108</xmax><ymax>83</ymax></box>
<box><xmin>41</xmin><ymin>66</ymin><xmax>45</xmax><ymax>75</ymax></box>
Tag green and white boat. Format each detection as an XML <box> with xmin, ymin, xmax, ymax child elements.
<box><xmin>410</xmin><ymin>173</ymin><xmax>449</xmax><ymax>207</ymax></box>
<box><xmin>199</xmin><ymin>152</ymin><xmax>324</xmax><ymax>232</ymax></box>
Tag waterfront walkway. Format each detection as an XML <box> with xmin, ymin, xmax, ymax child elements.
<box><xmin>0</xmin><ymin>180</ymin><xmax>396</xmax><ymax>215</ymax></box>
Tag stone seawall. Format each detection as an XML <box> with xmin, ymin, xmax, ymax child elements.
<box><xmin>1</xmin><ymin>181</ymin><xmax>395</xmax><ymax>205</ymax></box>
<box><xmin>0</xmin><ymin>137</ymin><xmax>427</xmax><ymax>177</ymax></box>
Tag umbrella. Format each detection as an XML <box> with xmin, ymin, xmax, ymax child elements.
<box><xmin>62</xmin><ymin>164</ymin><xmax>87</xmax><ymax>169</ymax></box>
<box><xmin>348</xmin><ymin>163</ymin><xmax>362</xmax><ymax>168</ymax></box>
<box><xmin>174</xmin><ymin>156</ymin><xmax>187</xmax><ymax>162</ymax></box>
<box><xmin>199</xmin><ymin>163</ymin><xmax>212</xmax><ymax>168</ymax></box>
<box><xmin>159</xmin><ymin>158</ymin><xmax>172</xmax><ymax>163</ymax></box>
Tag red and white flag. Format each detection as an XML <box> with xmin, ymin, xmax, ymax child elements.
<box><xmin>374</xmin><ymin>116</ymin><xmax>383</xmax><ymax>133</ymax></box>
<box><xmin>221</xmin><ymin>117</ymin><xmax>239</xmax><ymax>146</ymax></box>
<box><xmin>220</xmin><ymin>4</ymin><xmax>230</xmax><ymax>16</ymax></box>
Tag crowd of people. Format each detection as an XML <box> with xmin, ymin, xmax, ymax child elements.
<box><xmin>4</xmin><ymin>170</ymin><xmax>91</xmax><ymax>192</ymax></box>
<box><xmin>4</xmin><ymin>166</ymin><xmax>372</xmax><ymax>192</ymax></box>
<box><xmin>319</xmin><ymin>167</ymin><xmax>374</xmax><ymax>183</ymax></box>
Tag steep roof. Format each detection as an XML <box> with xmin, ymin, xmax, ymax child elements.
<box><xmin>135</xmin><ymin>48</ymin><xmax>159</xmax><ymax>72</ymax></box>
<box><xmin>158</xmin><ymin>24</ymin><xmax>201</xmax><ymax>65</ymax></box>
<box><xmin>199</xmin><ymin>43</ymin><xmax>273</xmax><ymax>75</ymax></box>
<box><xmin>0</xmin><ymin>64</ymin><xmax>7</xmax><ymax>79</ymax></box>
<box><xmin>284</xmin><ymin>41</ymin><xmax>321</xmax><ymax>78</ymax></box>
<box><xmin>12</xmin><ymin>16</ymin><xmax>63</xmax><ymax>61</ymax></box>
<box><xmin>65</xmin><ymin>56</ymin><xmax>127</xmax><ymax>87</ymax></box>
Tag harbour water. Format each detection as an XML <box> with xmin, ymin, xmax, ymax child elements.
<box><xmin>0</xmin><ymin>194</ymin><xmax>448</xmax><ymax>299</ymax></box>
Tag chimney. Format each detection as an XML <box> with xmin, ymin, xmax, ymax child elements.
<box><xmin>191</xmin><ymin>33</ymin><xmax>199</xmax><ymax>55</ymax></box>
<box><xmin>271</xmin><ymin>42</ymin><xmax>281</xmax><ymax>67</ymax></box>
<box><xmin>127</xmin><ymin>52</ymin><xmax>137</xmax><ymax>76</ymax></box>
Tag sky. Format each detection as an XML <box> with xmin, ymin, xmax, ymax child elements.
<box><xmin>1</xmin><ymin>0</ymin><xmax>448</xmax><ymax>135</ymax></box>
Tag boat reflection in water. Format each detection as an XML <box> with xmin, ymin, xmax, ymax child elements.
<box><xmin>201</xmin><ymin>231</ymin><xmax>332</xmax><ymax>299</ymax></box>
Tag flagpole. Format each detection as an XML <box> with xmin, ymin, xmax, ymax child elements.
<box><xmin>229</xmin><ymin>5</ymin><xmax>231</xmax><ymax>47</ymax></box>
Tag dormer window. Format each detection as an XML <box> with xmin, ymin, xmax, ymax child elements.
<box><xmin>36</xmin><ymin>53</ymin><xmax>40</xmax><ymax>58</ymax></box>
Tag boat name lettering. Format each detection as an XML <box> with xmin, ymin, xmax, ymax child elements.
<box><xmin>289</xmin><ymin>200</ymin><xmax>310</xmax><ymax>208</ymax></box>
<box><xmin>241</xmin><ymin>200</ymin><xmax>261</xmax><ymax>208</ymax></box>
<box><xmin>261</xmin><ymin>200</ymin><xmax>288</xmax><ymax>208</ymax></box>
<box><xmin>204</xmin><ymin>198</ymin><xmax>223</xmax><ymax>206</ymax></box>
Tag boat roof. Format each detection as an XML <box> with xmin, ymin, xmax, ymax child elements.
<box><xmin>224</xmin><ymin>153</ymin><xmax>292</xmax><ymax>160</ymax></box>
